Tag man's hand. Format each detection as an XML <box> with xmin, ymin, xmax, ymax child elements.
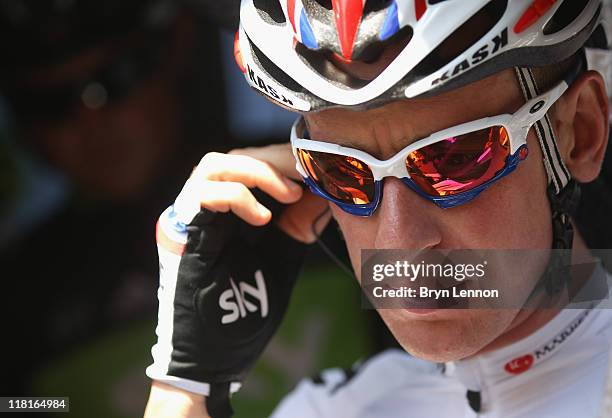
<box><xmin>180</xmin><ymin>144</ymin><xmax>330</xmax><ymax>242</ymax></box>
<box><xmin>145</xmin><ymin>144</ymin><xmax>330</xmax><ymax>418</ymax></box>
<box><xmin>226</xmin><ymin>145</ymin><xmax>331</xmax><ymax>243</ymax></box>
<box><xmin>144</xmin><ymin>381</ymin><xmax>210</xmax><ymax>418</ymax></box>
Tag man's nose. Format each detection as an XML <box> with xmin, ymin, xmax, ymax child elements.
<box><xmin>373</xmin><ymin>177</ymin><xmax>443</xmax><ymax>249</ymax></box>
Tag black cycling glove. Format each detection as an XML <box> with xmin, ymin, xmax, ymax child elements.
<box><xmin>147</xmin><ymin>191</ymin><xmax>307</xmax><ymax>418</ymax></box>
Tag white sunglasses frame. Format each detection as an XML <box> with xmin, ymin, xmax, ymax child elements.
<box><xmin>290</xmin><ymin>79</ymin><xmax>569</xmax><ymax>215</ymax></box>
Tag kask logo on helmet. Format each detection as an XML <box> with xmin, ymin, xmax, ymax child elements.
<box><xmin>432</xmin><ymin>28</ymin><xmax>509</xmax><ymax>87</ymax></box>
<box><xmin>246</xmin><ymin>64</ymin><xmax>295</xmax><ymax>106</ymax></box>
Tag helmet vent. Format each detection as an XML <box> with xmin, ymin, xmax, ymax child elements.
<box><xmin>314</xmin><ymin>0</ymin><xmax>333</xmax><ymax>10</ymax></box>
<box><xmin>250</xmin><ymin>35</ymin><xmax>304</xmax><ymax>92</ymax></box>
<box><xmin>363</xmin><ymin>0</ymin><xmax>394</xmax><ymax>14</ymax></box>
<box><xmin>406</xmin><ymin>0</ymin><xmax>507</xmax><ymax>84</ymax></box>
<box><xmin>293</xmin><ymin>21</ymin><xmax>413</xmax><ymax>88</ymax></box>
<box><xmin>543</xmin><ymin>0</ymin><xmax>590</xmax><ymax>36</ymax></box>
<box><xmin>253</xmin><ymin>0</ymin><xmax>286</xmax><ymax>25</ymax></box>
<box><xmin>355</xmin><ymin>24</ymin><xmax>413</xmax><ymax>62</ymax></box>
<box><xmin>295</xmin><ymin>42</ymin><xmax>371</xmax><ymax>89</ymax></box>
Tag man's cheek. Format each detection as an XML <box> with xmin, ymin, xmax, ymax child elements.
<box><xmin>450</xmin><ymin>154</ymin><xmax>547</xmax><ymax>250</ymax></box>
<box><xmin>330</xmin><ymin>205</ymin><xmax>374</xmax><ymax>279</ymax></box>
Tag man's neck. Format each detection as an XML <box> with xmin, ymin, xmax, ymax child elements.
<box><xmin>474</xmin><ymin>230</ymin><xmax>593</xmax><ymax>355</ymax></box>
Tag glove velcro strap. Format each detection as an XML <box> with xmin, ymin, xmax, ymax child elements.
<box><xmin>207</xmin><ymin>382</ymin><xmax>233</xmax><ymax>418</ymax></box>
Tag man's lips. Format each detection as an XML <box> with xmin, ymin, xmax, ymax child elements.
<box><xmin>362</xmin><ymin>249</ymin><xmax>492</xmax><ymax>310</ymax></box>
<box><xmin>380</xmin><ymin>277</ymin><xmax>470</xmax><ymax>310</ymax></box>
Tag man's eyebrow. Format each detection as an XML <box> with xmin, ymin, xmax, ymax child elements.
<box><xmin>302</xmin><ymin>117</ymin><xmax>317</xmax><ymax>141</ymax></box>
<box><xmin>302</xmin><ymin>117</ymin><xmax>419</xmax><ymax>157</ymax></box>
<box><xmin>301</xmin><ymin>117</ymin><xmax>384</xmax><ymax>151</ymax></box>
<box><xmin>336</xmin><ymin>138</ymin><xmax>369</xmax><ymax>150</ymax></box>
<box><xmin>302</xmin><ymin>117</ymin><xmax>312</xmax><ymax>137</ymax></box>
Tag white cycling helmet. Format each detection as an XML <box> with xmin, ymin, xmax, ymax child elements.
<box><xmin>235</xmin><ymin>0</ymin><xmax>603</xmax><ymax>112</ymax></box>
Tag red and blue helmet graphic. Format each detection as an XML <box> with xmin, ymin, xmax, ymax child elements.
<box><xmin>285</xmin><ymin>0</ymin><xmax>447</xmax><ymax>61</ymax></box>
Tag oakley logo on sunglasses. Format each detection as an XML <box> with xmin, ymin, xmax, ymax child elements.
<box><xmin>432</xmin><ymin>28</ymin><xmax>509</xmax><ymax>86</ymax></box>
<box><xmin>530</xmin><ymin>101</ymin><xmax>546</xmax><ymax>114</ymax></box>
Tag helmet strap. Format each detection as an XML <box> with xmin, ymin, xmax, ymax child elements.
<box><xmin>514</xmin><ymin>66</ymin><xmax>582</xmax><ymax>296</ymax></box>
<box><xmin>514</xmin><ymin>66</ymin><xmax>572</xmax><ymax>193</ymax></box>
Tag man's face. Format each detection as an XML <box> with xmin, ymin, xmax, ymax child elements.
<box><xmin>304</xmin><ymin>69</ymin><xmax>554</xmax><ymax>362</ymax></box>
<box><xmin>18</xmin><ymin>36</ymin><xmax>183</xmax><ymax>202</ymax></box>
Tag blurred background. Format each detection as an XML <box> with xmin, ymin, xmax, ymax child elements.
<box><xmin>0</xmin><ymin>1</ymin><xmax>611</xmax><ymax>417</ymax></box>
<box><xmin>0</xmin><ymin>1</ymin><xmax>382</xmax><ymax>417</ymax></box>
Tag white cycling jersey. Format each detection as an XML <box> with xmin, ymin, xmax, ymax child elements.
<box><xmin>271</xmin><ymin>298</ymin><xmax>612</xmax><ymax>418</ymax></box>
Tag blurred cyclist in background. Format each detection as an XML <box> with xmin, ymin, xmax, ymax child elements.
<box><xmin>0</xmin><ymin>0</ymin><xmax>235</xmax><ymax>405</ymax></box>
<box><xmin>145</xmin><ymin>1</ymin><xmax>612</xmax><ymax>417</ymax></box>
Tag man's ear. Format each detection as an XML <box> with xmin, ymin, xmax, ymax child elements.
<box><xmin>553</xmin><ymin>70</ymin><xmax>610</xmax><ymax>183</ymax></box>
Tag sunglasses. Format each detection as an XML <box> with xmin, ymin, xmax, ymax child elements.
<box><xmin>2</xmin><ymin>32</ymin><xmax>167</xmax><ymax>121</ymax></box>
<box><xmin>291</xmin><ymin>79</ymin><xmax>569</xmax><ymax>216</ymax></box>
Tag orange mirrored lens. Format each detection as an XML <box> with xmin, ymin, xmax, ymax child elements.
<box><xmin>406</xmin><ymin>126</ymin><xmax>510</xmax><ymax>197</ymax></box>
<box><xmin>297</xmin><ymin>149</ymin><xmax>375</xmax><ymax>204</ymax></box>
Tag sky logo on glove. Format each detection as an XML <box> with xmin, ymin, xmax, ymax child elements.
<box><xmin>219</xmin><ymin>270</ymin><xmax>269</xmax><ymax>324</ymax></box>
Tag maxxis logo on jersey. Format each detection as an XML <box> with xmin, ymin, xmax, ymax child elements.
<box><xmin>219</xmin><ymin>270</ymin><xmax>269</xmax><ymax>325</ymax></box>
<box><xmin>504</xmin><ymin>354</ymin><xmax>534</xmax><ymax>375</ymax></box>
<box><xmin>503</xmin><ymin>309</ymin><xmax>591</xmax><ymax>375</ymax></box>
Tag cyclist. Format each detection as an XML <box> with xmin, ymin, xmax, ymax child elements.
<box><xmin>144</xmin><ymin>1</ymin><xmax>612</xmax><ymax>417</ymax></box>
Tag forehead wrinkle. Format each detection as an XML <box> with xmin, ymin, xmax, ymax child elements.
<box><xmin>303</xmin><ymin>69</ymin><xmax>521</xmax><ymax>157</ymax></box>
<box><xmin>369</xmin><ymin>107</ymin><xmax>415</xmax><ymax>159</ymax></box>
<box><xmin>302</xmin><ymin>114</ymin><xmax>364</xmax><ymax>150</ymax></box>
<box><xmin>304</xmin><ymin>93</ymin><xmax>467</xmax><ymax>161</ymax></box>
<box><xmin>380</xmin><ymin>71</ymin><xmax>521</xmax><ymax>150</ymax></box>
<box><xmin>366</xmin><ymin>94</ymin><xmax>468</xmax><ymax>159</ymax></box>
